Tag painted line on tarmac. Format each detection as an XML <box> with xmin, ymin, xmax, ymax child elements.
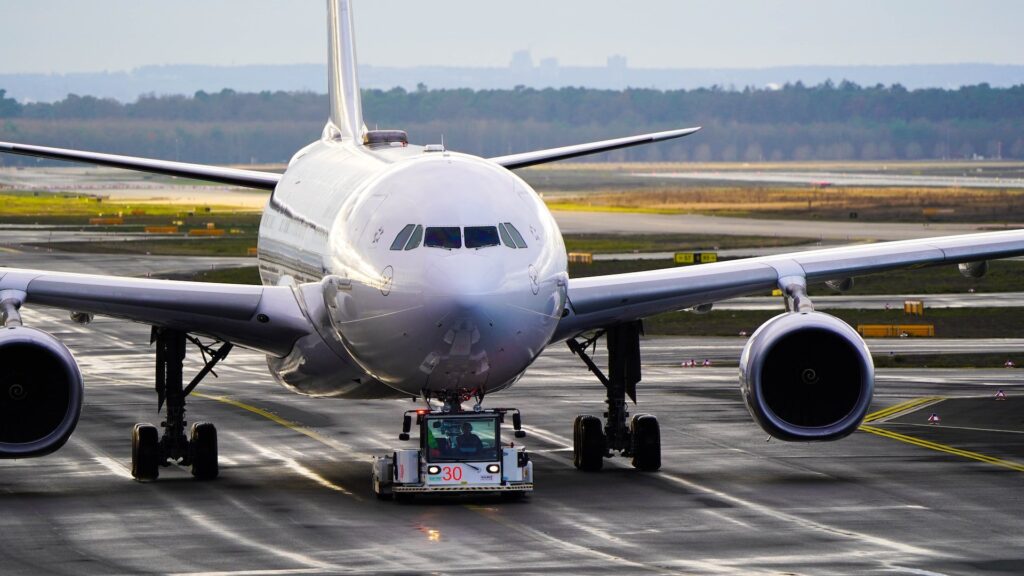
<box><xmin>194</xmin><ymin>393</ymin><xmax>357</xmax><ymax>454</ymax></box>
<box><xmin>885</xmin><ymin>422</ymin><xmax>1024</xmax><ymax>435</ymax></box>
<box><xmin>172</xmin><ymin>565</ymin><xmax>323</xmax><ymax>569</ymax></box>
<box><xmin>860</xmin><ymin>425</ymin><xmax>1024</xmax><ymax>473</ymax></box>
<box><xmin>523</xmin><ymin>424</ymin><xmax>937</xmax><ymax>558</ymax></box>
<box><xmin>194</xmin><ymin>393</ymin><xmax>363</xmax><ymax>499</ymax></box>
<box><xmin>863</xmin><ymin>397</ymin><xmax>945</xmax><ymax>423</ymax></box>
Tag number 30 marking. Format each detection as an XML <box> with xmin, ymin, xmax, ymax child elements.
<box><xmin>442</xmin><ymin>466</ymin><xmax>463</xmax><ymax>481</ymax></box>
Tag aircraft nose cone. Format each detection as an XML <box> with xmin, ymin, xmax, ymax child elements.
<box><xmin>425</xmin><ymin>253</ymin><xmax>508</xmax><ymax>316</ymax></box>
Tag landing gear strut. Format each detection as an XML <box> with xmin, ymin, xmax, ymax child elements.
<box><xmin>131</xmin><ymin>327</ymin><xmax>232</xmax><ymax>481</ymax></box>
<box><xmin>567</xmin><ymin>321</ymin><xmax>660</xmax><ymax>472</ymax></box>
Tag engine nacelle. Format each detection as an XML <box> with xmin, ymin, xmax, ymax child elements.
<box><xmin>740</xmin><ymin>312</ymin><xmax>873</xmax><ymax>441</ymax></box>
<box><xmin>958</xmin><ymin>261</ymin><xmax>988</xmax><ymax>279</ymax></box>
<box><xmin>825</xmin><ymin>277</ymin><xmax>855</xmax><ymax>293</ymax></box>
<box><xmin>0</xmin><ymin>326</ymin><xmax>84</xmax><ymax>457</ymax></box>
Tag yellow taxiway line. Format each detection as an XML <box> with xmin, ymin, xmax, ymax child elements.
<box><xmin>862</xmin><ymin>396</ymin><xmax>944</xmax><ymax>423</ymax></box>
<box><xmin>860</xmin><ymin>424</ymin><xmax>1024</xmax><ymax>473</ymax></box>
<box><xmin>860</xmin><ymin>396</ymin><xmax>1024</xmax><ymax>473</ymax></box>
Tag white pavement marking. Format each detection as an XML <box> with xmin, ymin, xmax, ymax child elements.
<box><xmin>184</xmin><ymin>509</ymin><xmax>341</xmax><ymax>573</ymax></box>
<box><xmin>525</xmin><ymin>424</ymin><xmax>941</xmax><ymax>559</ymax></box>
<box><xmin>92</xmin><ymin>457</ymin><xmax>134</xmax><ymax>480</ymax></box>
<box><xmin>232</xmin><ymin>434</ymin><xmax>357</xmax><ymax>498</ymax></box>
<box><xmin>172</xmin><ymin>565</ymin><xmax>323</xmax><ymax>569</ymax></box>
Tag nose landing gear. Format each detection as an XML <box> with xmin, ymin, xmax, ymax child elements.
<box><xmin>567</xmin><ymin>320</ymin><xmax>660</xmax><ymax>472</ymax></box>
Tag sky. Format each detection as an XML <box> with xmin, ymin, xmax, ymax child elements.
<box><xmin>1</xmin><ymin>1</ymin><xmax>1022</xmax><ymax>74</ymax></box>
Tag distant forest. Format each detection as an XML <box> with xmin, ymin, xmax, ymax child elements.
<box><xmin>1</xmin><ymin>82</ymin><xmax>1023</xmax><ymax>165</ymax></box>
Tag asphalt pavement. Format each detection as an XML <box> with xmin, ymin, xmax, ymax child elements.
<box><xmin>3</xmin><ymin>309</ymin><xmax>1024</xmax><ymax>575</ymax></box>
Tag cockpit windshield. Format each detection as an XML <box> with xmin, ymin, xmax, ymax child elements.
<box><xmin>424</xmin><ymin>417</ymin><xmax>500</xmax><ymax>462</ymax></box>
<box><xmin>390</xmin><ymin>224</ymin><xmax>524</xmax><ymax>250</ymax></box>
<box><xmin>464</xmin><ymin>226</ymin><xmax>500</xmax><ymax>249</ymax></box>
<box><xmin>424</xmin><ymin>227</ymin><xmax>462</xmax><ymax>249</ymax></box>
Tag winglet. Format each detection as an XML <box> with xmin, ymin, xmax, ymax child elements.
<box><xmin>325</xmin><ymin>0</ymin><xmax>366</xmax><ymax>142</ymax></box>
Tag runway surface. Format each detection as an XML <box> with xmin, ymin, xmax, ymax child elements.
<box><xmin>4</xmin><ymin>309</ymin><xmax>1024</xmax><ymax>575</ymax></box>
<box><xmin>552</xmin><ymin>210</ymin><xmax>1019</xmax><ymax>241</ymax></box>
<box><xmin>634</xmin><ymin>170</ymin><xmax>1024</xmax><ymax>189</ymax></box>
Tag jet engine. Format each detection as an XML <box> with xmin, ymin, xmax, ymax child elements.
<box><xmin>740</xmin><ymin>312</ymin><xmax>873</xmax><ymax>441</ymax></box>
<box><xmin>0</xmin><ymin>326</ymin><xmax>84</xmax><ymax>457</ymax></box>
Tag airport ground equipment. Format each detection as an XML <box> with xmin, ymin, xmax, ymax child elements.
<box><xmin>131</xmin><ymin>327</ymin><xmax>232</xmax><ymax>481</ymax></box>
<box><xmin>567</xmin><ymin>321</ymin><xmax>661</xmax><ymax>472</ymax></box>
<box><xmin>372</xmin><ymin>406</ymin><xmax>533</xmax><ymax>500</ymax></box>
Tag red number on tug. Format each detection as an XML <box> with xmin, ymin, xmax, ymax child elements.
<box><xmin>441</xmin><ymin>466</ymin><xmax>462</xmax><ymax>481</ymax></box>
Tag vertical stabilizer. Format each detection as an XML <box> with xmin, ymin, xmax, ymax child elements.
<box><xmin>326</xmin><ymin>0</ymin><xmax>366</xmax><ymax>142</ymax></box>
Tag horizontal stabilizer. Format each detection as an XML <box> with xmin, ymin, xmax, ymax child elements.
<box><xmin>489</xmin><ymin>126</ymin><xmax>701</xmax><ymax>170</ymax></box>
<box><xmin>0</xmin><ymin>141</ymin><xmax>281</xmax><ymax>191</ymax></box>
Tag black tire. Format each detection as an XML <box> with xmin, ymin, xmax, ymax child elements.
<box><xmin>630</xmin><ymin>414</ymin><xmax>661</xmax><ymax>471</ymax></box>
<box><xmin>573</xmin><ymin>414</ymin><xmax>605</xmax><ymax>471</ymax></box>
<box><xmin>131</xmin><ymin>423</ymin><xmax>160</xmax><ymax>481</ymax></box>
<box><xmin>190</xmin><ymin>422</ymin><xmax>219</xmax><ymax>480</ymax></box>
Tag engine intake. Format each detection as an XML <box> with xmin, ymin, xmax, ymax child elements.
<box><xmin>0</xmin><ymin>326</ymin><xmax>83</xmax><ymax>457</ymax></box>
<box><xmin>740</xmin><ymin>312</ymin><xmax>873</xmax><ymax>441</ymax></box>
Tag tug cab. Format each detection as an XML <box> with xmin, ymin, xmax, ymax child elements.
<box><xmin>372</xmin><ymin>408</ymin><xmax>533</xmax><ymax>500</ymax></box>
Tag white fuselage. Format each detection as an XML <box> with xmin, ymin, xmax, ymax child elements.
<box><xmin>257</xmin><ymin>138</ymin><xmax>568</xmax><ymax>400</ymax></box>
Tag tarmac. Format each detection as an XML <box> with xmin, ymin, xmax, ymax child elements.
<box><xmin>3</xmin><ymin>305</ymin><xmax>1024</xmax><ymax>575</ymax></box>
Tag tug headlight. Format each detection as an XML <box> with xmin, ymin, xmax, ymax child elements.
<box><xmin>486</xmin><ymin>464</ymin><xmax>500</xmax><ymax>473</ymax></box>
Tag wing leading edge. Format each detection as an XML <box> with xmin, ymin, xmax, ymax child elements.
<box><xmin>553</xmin><ymin>229</ymin><xmax>1024</xmax><ymax>342</ymax></box>
<box><xmin>0</xmin><ymin>268</ymin><xmax>312</xmax><ymax>356</ymax></box>
<box><xmin>489</xmin><ymin>127</ymin><xmax>701</xmax><ymax>170</ymax></box>
<box><xmin>0</xmin><ymin>141</ymin><xmax>281</xmax><ymax>191</ymax></box>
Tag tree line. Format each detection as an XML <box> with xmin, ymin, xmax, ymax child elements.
<box><xmin>1</xmin><ymin>82</ymin><xmax>1022</xmax><ymax>164</ymax></box>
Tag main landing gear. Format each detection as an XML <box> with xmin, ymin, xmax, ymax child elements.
<box><xmin>567</xmin><ymin>321</ymin><xmax>660</xmax><ymax>472</ymax></box>
<box><xmin>131</xmin><ymin>327</ymin><xmax>233</xmax><ymax>482</ymax></box>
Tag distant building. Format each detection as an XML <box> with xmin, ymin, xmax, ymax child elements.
<box><xmin>538</xmin><ymin>58</ymin><xmax>560</xmax><ymax>82</ymax></box>
<box><xmin>509</xmin><ymin>50</ymin><xmax>534</xmax><ymax>72</ymax></box>
<box><xmin>607</xmin><ymin>55</ymin><xmax>628</xmax><ymax>86</ymax></box>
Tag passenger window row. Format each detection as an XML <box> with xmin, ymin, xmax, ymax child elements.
<box><xmin>389</xmin><ymin>223</ymin><xmax>528</xmax><ymax>251</ymax></box>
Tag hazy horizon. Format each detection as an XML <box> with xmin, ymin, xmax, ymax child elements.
<box><xmin>1</xmin><ymin>1</ymin><xmax>1021</xmax><ymax>75</ymax></box>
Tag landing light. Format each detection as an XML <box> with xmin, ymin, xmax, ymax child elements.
<box><xmin>486</xmin><ymin>464</ymin><xmax>500</xmax><ymax>473</ymax></box>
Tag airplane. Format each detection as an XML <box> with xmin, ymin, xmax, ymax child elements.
<box><xmin>2</xmin><ymin>0</ymin><xmax>1023</xmax><ymax>483</ymax></box>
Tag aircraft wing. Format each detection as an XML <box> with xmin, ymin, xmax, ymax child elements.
<box><xmin>0</xmin><ymin>141</ymin><xmax>281</xmax><ymax>190</ymax></box>
<box><xmin>552</xmin><ymin>229</ymin><xmax>1024</xmax><ymax>341</ymax></box>
<box><xmin>489</xmin><ymin>127</ymin><xmax>701</xmax><ymax>170</ymax></box>
<box><xmin>0</xmin><ymin>268</ymin><xmax>312</xmax><ymax>356</ymax></box>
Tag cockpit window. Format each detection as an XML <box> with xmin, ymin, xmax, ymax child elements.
<box><xmin>404</xmin><ymin>224</ymin><xmax>423</xmax><ymax>250</ymax></box>
<box><xmin>464</xmin><ymin>226</ymin><xmax>500</xmax><ymax>249</ymax></box>
<box><xmin>424</xmin><ymin>227</ymin><xmax>462</xmax><ymax>249</ymax></box>
<box><xmin>503</xmin><ymin>222</ymin><xmax>528</xmax><ymax>249</ymax></box>
<box><xmin>390</xmin><ymin>224</ymin><xmax>415</xmax><ymax>250</ymax></box>
<box><xmin>498</xmin><ymin>223</ymin><xmax>516</xmax><ymax>248</ymax></box>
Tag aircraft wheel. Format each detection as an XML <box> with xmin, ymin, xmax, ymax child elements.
<box><xmin>131</xmin><ymin>423</ymin><xmax>160</xmax><ymax>482</ymax></box>
<box><xmin>190</xmin><ymin>422</ymin><xmax>219</xmax><ymax>480</ymax></box>
<box><xmin>630</xmin><ymin>414</ymin><xmax>661</xmax><ymax>471</ymax></box>
<box><xmin>573</xmin><ymin>414</ymin><xmax>605</xmax><ymax>471</ymax></box>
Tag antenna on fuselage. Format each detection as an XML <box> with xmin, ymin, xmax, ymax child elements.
<box><xmin>325</xmin><ymin>0</ymin><xmax>367</xmax><ymax>143</ymax></box>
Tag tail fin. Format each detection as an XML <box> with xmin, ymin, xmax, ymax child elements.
<box><xmin>325</xmin><ymin>0</ymin><xmax>366</xmax><ymax>142</ymax></box>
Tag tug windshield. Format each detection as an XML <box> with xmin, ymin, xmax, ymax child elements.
<box><xmin>424</xmin><ymin>417</ymin><xmax>500</xmax><ymax>462</ymax></box>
